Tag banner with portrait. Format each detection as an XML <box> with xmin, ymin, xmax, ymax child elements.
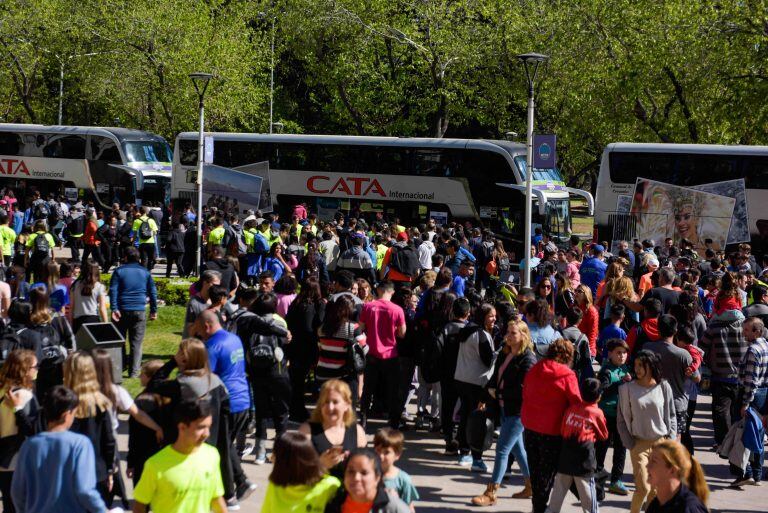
<box><xmin>630</xmin><ymin>178</ymin><xmax>735</xmax><ymax>250</ymax></box>
<box><xmin>202</xmin><ymin>163</ymin><xmax>273</xmax><ymax>214</ymax></box>
<box><xmin>690</xmin><ymin>178</ymin><xmax>749</xmax><ymax>245</ymax></box>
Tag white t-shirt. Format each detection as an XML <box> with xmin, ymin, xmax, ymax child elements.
<box><xmin>71</xmin><ymin>281</ymin><xmax>105</xmax><ymax>319</ymax></box>
<box><xmin>109</xmin><ymin>384</ymin><xmax>134</xmax><ymax>432</ymax></box>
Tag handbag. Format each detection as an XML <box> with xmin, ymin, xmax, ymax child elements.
<box><xmin>344</xmin><ymin>323</ymin><xmax>367</xmax><ymax>374</ymax></box>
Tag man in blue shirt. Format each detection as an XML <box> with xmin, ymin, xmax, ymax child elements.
<box><xmin>13</xmin><ymin>386</ymin><xmax>109</xmax><ymax>513</ymax></box>
<box><xmin>451</xmin><ymin>260</ymin><xmax>474</xmax><ymax>298</ymax></box>
<box><xmin>579</xmin><ymin>244</ymin><xmax>608</xmax><ymax>297</ymax></box>
<box><xmin>109</xmin><ymin>246</ymin><xmax>158</xmax><ymax>378</ymax></box>
<box><xmin>447</xmin><ymin>239</ymin><xmax>476</xmax><ymax>276</ymax></box>
<box><xmin>197</xmin><ymin>310</ymin><xmax>257</xmax><ymax>508</ymax></box>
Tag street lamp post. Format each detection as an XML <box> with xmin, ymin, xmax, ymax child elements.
<box><xmin>189</xmin><ymin>72</ymin><xmax>213</xmax><ymax>276</ymax></box>
<box><xmin>516</xmin><ymin>52</ymin><xmax>548</xmax><ymax>289</ymax></box>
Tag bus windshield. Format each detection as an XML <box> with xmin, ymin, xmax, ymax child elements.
<box><xmin>544</xmin><ymin>199</ymin><xmax>571</xmax><ymax>239</ymax></box>
<box><xmin>123</xmin><ymin>141</ymin><xmax>172</xmax><ymax>163</ymax></box>
<box><xmin>514</xmin><ymin>157</ymin><xmax>564</xmax><ymax>182</ymax></box>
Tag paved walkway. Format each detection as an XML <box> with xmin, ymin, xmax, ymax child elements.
<box><xmin>116</xmin><ymin>393</ymin><xmax>767</xmax><ymax>512</ymax></box>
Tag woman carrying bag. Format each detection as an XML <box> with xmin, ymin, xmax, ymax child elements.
<box><xmin>471</xmin><ymin>319</ymin><xmax>536</xmax><ymax>506</ymax></box>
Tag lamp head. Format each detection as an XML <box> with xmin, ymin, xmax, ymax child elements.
<box><xmin>516</xmin><ymin>52</ymin><xmax>549</xmax><ymax>64</ymax></box>
<box><xmin>189</xmin><ymin>72</ymin><xmax>213</xmax><ymax>97</ymax></box>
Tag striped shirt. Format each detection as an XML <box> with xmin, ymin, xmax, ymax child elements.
<box><xmin>316</xmin><ymin>322</ymin><xmax>366</xmax><ymax>381</ymax></box>
<box><xmin>739</xmin><ymin>337</ymin><xmax>768</xmax><ymax>407</ymax></box>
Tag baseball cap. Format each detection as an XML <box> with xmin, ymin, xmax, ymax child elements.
<box><xmin>544</xmin><ymin>242</ymin><xmax>558</xmax><ymax>254</ymax></box>
<box><xmin>396</xmin><ymin>231</ymin><xmax>409</xmax><ymax>242</ymax></box>
<box><xmin>593</xmin><ymin>244</ymin><xmax>605</xmax><ymax>253</ymax></box>
<box><xmin>647</xmin><ymin>256</ymin><xmax>660</xmax><ymax>268</ymax></box>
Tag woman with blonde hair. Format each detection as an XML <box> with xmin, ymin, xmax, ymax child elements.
<box><xmin>299</xmin><ymin>379</ymin><xmax>367</xmax><ymax>480</ymax></box>
<box><xmin>595</xmin><ymin>262</ymin><xmax>625</xmax><ymax>310</ymax></box>
<box><xmin>472</xmin><ymin>319</ymin><xmax>536</xmax><ymax>506</ymax></box>
<box><xmin>63</xmin><ymin>351</ymin><xmax>115</xmax><ymax>504</ymax></box>
<box><xmin>0</xmin><ymin>350</ymin><xmax>39</xmax><ymax>513</ymax></box>
<box><xmin>605</xmin><ymin>275</ymin><xmax>640</xmax><ymax>324</ymax></box>
<box><xmin>646</xmin><ymin>439</ymin><xmax>709</xmax><ymax>512</ymax></box>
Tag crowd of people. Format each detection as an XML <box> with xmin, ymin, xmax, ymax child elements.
<box><xmin>0</xmin><ymin>194</ymin><xmax>766</xmax><ymax>513</ymax></box>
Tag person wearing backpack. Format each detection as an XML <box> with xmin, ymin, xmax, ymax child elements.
<box><xmin>30</xmin><ymin>192</ymin><xmax>49</xmax><ymax>223</ymax></box>
<box><xmin>132</xmin><ymin>206</ymin><xmax>159</xmax><ymax>271</ymax></box>
<box><xmin>236</xmin><ymin>292</ymin><xmax>292</xmax><ymax>465</ymax></box>
<box><xmin>65</xmin><ymin>206</ymin><xmax>86</xmax><ymax>263</ymax></box>
<box><xmin>380</xmin><ymin>232</ymin><xmax>421</xmax><ymax>287</ymax></box>
<box><xmin>27</xmin><ymin>288</ymin><xmax>72</xmax><ymax>402</ymax></box>
<box><xmin>24</xmin><ymin>220</ymin><xmax>54</xmax><ymax>283</ymax></box>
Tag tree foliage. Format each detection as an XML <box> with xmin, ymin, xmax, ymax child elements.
<box><xmin>1</xmin><ymin>0</ymin><xmax>767</xmax><ymax>187</ymax></box>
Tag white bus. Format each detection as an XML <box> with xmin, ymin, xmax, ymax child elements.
<box><xmin>0</xmin><ymin>124</ymin><xmax>173</xmax><ymax>208</ymax></box>
<box><xmin>594</xmin><ymin>143</ymin><xmax>768</xmax><ymax>252</ymax></box>
<box><xmin>172</xmin><ymin>133</ymin><xmax>593</xmax><ymax>249</ymax></box>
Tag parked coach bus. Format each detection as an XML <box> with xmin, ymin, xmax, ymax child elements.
<box><xmin>0</xmin><ymin>124</ymin><xmax>173</xmax><ymax>208</ymax></box>
<box><xmin>594</xmin><ymin>143</ymin><xmax>768</xmax><ymax>251</ymax></box>
<box><xmin>172</xmin><ymin>133</ymin><xmax>593</xmax><ymax>249</ymax></box>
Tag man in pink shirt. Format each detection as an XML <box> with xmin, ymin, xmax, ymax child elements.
<box><xmin>359</xmin><ymin>280</ymin><xmax>406</xmax><ymax>429</ymax></box>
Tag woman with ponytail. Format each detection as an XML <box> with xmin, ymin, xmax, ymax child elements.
<box><xmin>646</xmin><ymin>439</ymin><xmax>709</xmax><ymax>513</ymax></box>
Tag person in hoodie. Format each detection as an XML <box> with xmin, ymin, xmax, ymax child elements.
<box><xmin>337</xmin><ymin>234</ymin><xmax>376</xmax><ymax>285</ymax></box>
<box><xmin>201</xmin><ymin>245</ymin><xmax>239</xmax><ymax>296</ymax></box>
<box><xmin>446</xmin><ymin>239</ymin><xmax>476</xmax><ymax>277</ymax></box>
<box><xmin>164</xmin><ymin>220</ymin><xmax>186</xmax><ymax>278</ymax></box>
<box><xmin>546</xmin><ymin>378</ymin><xmax>608</xmax><ymax>513</ymax></box>
<box><xmin>560</xmin><ymin>306</ymin><xmax>595</xmax><ymax>381</ymax></box>
<box><xmin>521</xmin><ymin>338</ymin><xmax>582</xmax><ymax>513</ymax></box>
<box><xmin>440</xmin><ymin>297</ymin><xmax>471</xmax><ymax>455</ymax></box>
<box><xmin>454</xmin><ymin>303</ymin><xmax>498</xmax><ymax>472</ymax></box>
<box><xmin>626</xmin><ymin>298</ymin><xmax>662</xmax><ymax>358</ymax></box>
<box><xmin>699</xmin><ymin>302</ymin><xmax>747</xmax><ymax>447</ymax></box>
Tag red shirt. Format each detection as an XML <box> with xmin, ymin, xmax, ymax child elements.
<box><xmin>83</xmin><ymin>220</ymin><xmax>100</xmax><ymax>246</ymax></box>
<box><xmin>521</xmin><ymin>359</ymin><xmax>582</xmax><ymax>436</ymax></box>
<box><xmin>561</xmin><ymin>402</ymin><xmax>608</xmax><ymax>443</ymax></box>
<box><xmin>578</xmin><ymin>305</ymin><xmax>599</xmax><ymax>356</ymax></box>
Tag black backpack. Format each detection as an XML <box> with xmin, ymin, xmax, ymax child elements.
<box><xmin>475</xmin><ymin>240</ymin><xmax>495</xmax><ymax>266</ymax></box>
<box><xmin>138</xmin><ymin>218</ymin><xmax>153</xmax><ymax>240</ymax></box>
<box><xmin>0</xmin><ymin>327</ymin><xmax>24</xmax><ymax>363</ymax></box>
<box><xmin>419</xmin><ymin>324</ymin><xmax>446</xmax><ymax>384</ymax></box>
<box><xmin>34</xmin><ymin>324</ymin><xmax>65</xmax><ymax>370</ymax></box>
<box><xmin>32</xmin><ymin>233</ymin><xmax>50</xmax><ymax>259</ymax></box>
<box><xmin>389</xmin><ymin>245</ymin><xmax>421</xmax><ymax>277</ymax></box>
<box><xmin>67</xmin><ymin>215</ymin><xmax>85</xmax><ymax>236</ymax></box>
<box><xmin>33</xmin><ymin>202</ymin><xmax>49</xmax><ymax>219</ymax></box>
<box><xmin>247</xmin><ymin>332</ymin><xmax>280</xmax><ymax>372</ymax></box>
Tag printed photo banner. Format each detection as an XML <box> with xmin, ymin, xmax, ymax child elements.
<box><xmin>690</xmin><ymin>178</ymin><xmax>749</xmax><ymax>245</ymax></box>
<box><xmin>630</xmin><ymin>178</ymin><xmax>735</xmax><ymax>250</ymax></box>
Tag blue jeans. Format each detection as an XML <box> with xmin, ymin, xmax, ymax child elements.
<box><xmin>491</xmin><ymin>413</ymin><xmax>529</xmax><ymax>484</ymax></box>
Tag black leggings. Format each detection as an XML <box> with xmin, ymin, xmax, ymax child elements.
<box><xmin>524</xmin><ymin>430</ymin><xmax>562</xmax><ymax>513</ymax></box>
<box><xmin>0</xmin><ymin>471</ymin><xmax>15</xmax><ymax>513</ymax></box>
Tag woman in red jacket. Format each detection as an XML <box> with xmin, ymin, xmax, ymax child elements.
<box><xmin>81</xmin><ymin>210</ymin><xmax>103</xmax><ymax>268</ymax></box>
<box><xmin>575</xmin><ymin>284</ymin><xmax>599</xmax><ymax>357</ymax></box>
<box><xmin>521</xmin><ymin>338</ymin><xmax>581</xmax><ymax>513</ymax></box>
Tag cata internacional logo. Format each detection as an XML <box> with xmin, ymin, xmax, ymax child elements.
<box><xmin>0</xmin><ymin>158</ymin><xmax>31</xmax><ymax>175</ymax></box>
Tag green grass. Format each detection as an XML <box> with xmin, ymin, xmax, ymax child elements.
<box><xmin>121</xmin><ymin>305</ymin><xmax>185</xmax><ymax>396</ymax></box>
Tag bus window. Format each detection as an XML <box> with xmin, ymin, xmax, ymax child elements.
<box><xmin>743</xmin><ymin>156</ymin><xmax>768</xmax><ymax>189</ymax></box>
<box><xmin>372</xmin><ymin>147</ymin><xmax>411</xmax><ymax>175</ymax></box>
<box><xmin>0</xmin><ymin>133</ymin><xmax>22</xmax><ymax>156</ymax></box>
<box><xmin>674</xmin><ymin>154</ymin><xmax>740</xmax><ymax>185</ymax></box>
<box><xmin>514</xmin><ymin>157</ymin><xmax>564</xmax><ymax>182</ymax></box>
<box><xmin>179</xmin><ymin>139</ymin><xmax>199</xmax><ymax>166</ymax></box>
<box><xmin>90</xmin><ymin>136</ymin><xmax>122</xmax><ymax>163</ymax></box>
<box><xmin>123</xmin><ymin>140</ymin><xmax>172</xmax><ymax>163</ymax></box>
<box><xmin>463</xmin><ymin>150</ymin><xmax>513</xmax><ymax>182</ymax></box>
<box><xmin>43</xmin><ymin>134</ymin><xmax>86</xmax><ymax>159</ymax></box>
<box><xmin>609</xmin><ymin>152</ymin><xmax>674</xmax><ymax>184</ymax></box>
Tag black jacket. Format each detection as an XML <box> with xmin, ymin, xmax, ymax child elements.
<box><xmin>71</xmin><ymin>409</ymin><xmax>116</xmax><ymax>482</ymax></box>
<box><xmin>487</xmin><ymin>348</ymin><xmax>536</xmax><ymax>417</ymax></box>
<box><xmin>165</xmin><ymin>229</ymin><xmax>185</xmax><ymax>253</ymax></box>
<box><xmin>236</xmin><ymin>313</ymin><xmax>290</xmax><ymax>377</ymax></box>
